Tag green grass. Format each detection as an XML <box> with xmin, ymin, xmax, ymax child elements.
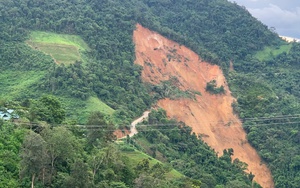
<box><xmin>0</xmin><ymin>71</ymin><xmax>45</xmax><ymax>100</ymax></box>
<box><xmin>122</xmin><ymin>148</ymin><xmax>183</xmax><ymax>179</ymax></box>
<box><xmin>255</xmin><ymin>44</ymin><xmax>293</xmax><ymax>61</ymax></box>
<box><xmin>85</xmin><ymin>96</ymin><xmax>115</xmax><ymax>115</ymax></box>
<box><xmin>60</xmin><ymin>96</ymin><xmax>114</xmax><ymax>124</ymax></box>
<box><xmin>0</xmin><ymin>71</ymin><xmax>113</xmax><ymax>124</ymax></box>
<box><xmin>29</xmin><ymin>31</ymin><xmax>89</xmax><ymax>50</ymax></box>
<box><xmin>27</xmin><ymin>31</ymin><xmax>90</xmax><ymax>65</ymax></box>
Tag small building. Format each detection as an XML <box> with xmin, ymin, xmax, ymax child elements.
<box><xmin>0</xmin><ymin>109</ymin><xmax>19</xmax><ymax>121</ymax></box>
<box><xmin>0</xmin><ymin>112</ymin><xmax>11</xmax><ymax>121</ymax></box>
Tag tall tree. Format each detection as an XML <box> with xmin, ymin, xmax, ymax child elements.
<box><xmin>28</xmin><ymin>95</ymin><xmax>65</xmax><ymax>124</ymax></box>
<box><xmin>86</xmin><ymin>112</ymin><xmax>116</xmax><ymax>149</ymax></box>
<box><xmin>64</xmin><ymin>159</ymin><xmax>90</xmax><ymax>188</ymax></box>
<box><xmin>41</xmin><ymin>126</ymin><xmax>77</xmax><ymax>184</ymax></box>
<box><xmin>20</xmin><ymin>131</ymin><xmax>48</xmax><ymax>188</ymax></box>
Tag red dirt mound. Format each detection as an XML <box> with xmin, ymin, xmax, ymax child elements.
<box><xmin>133</xmin><ymin>23</ymin><xmax>274</xmax><ymax>188</ymax></box>
<box><xmin>114</xmin><ymin>129</ymin><xmax>130</xmax><ymax>139</ymax></box>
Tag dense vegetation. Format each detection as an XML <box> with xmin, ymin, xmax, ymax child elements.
<box><xmin>0</xmin><ymin>122</ymin><xmax>24</xmax><ymax>187</ymax></box>
<box><xmin>229</xmin><ymin>42</ymin><xmax>300</xmax><ymax>187</ymax></box>
<box><xmin>0</xmin><ymin>0</ymin><xmax>152</xmax><ymax>124</ymax></box>
<box><xmin>134</xmin><ymin>109</ymin><xmax>260</xmax><ymax>188</ymax></box>
<box><xmin>1</xmin><ymin>0</ymin><xmax>300</xmax><ymax>187</ymax></box>
<box><xmin>139</xmin><ymin>0</ymin><xmax>280</xmax><ymax>66</ymax></box>
<box><xmin>0</xmin><ymin>0</ymin><xmax>281</xmax><ymax>121</ymax></box>
<box><xmin>0</xmin><ymin>106</ymin><xmax>257</xmax><ymax>188</ymax></box>
<box><xmin>206</xmin><ymin>80</ymin><xmax>225</xmax><ymax>94</ymax></box>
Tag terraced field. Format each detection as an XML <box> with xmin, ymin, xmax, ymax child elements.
<box><xmin>27</xmin><ymin>31</ymin><xmax>90</xmax><ymax>65</ymax></box>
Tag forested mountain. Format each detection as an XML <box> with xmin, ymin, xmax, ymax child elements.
<box><xmin>0</xmin><ymin>0</ymin><xmax>300</xmax><ymax>187</ymax></box>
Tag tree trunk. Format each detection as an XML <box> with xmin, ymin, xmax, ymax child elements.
<box><xmin>42</xmin><ymin>168</ymin><xmax>45</xmax><ymax>185</ymax></box>
<box><xmin>31</xmin><ymin>173</ymin><xmax>35</xmax><ymax>188</ymax></box>
<box><xmin>50</xmin><ymin>157</ymin><xmax>55</xmax><ymax>183</ymax></box>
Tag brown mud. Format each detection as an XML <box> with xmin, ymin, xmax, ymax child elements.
<box><xmin>114</xmin><ymin>129</ymin><xmax>130</xmax><ymax>139</ymax></box>
<box><xmin>133</xmin><ymin>23</ymin><xmax>274</xmax><ymax>188</ymax></box>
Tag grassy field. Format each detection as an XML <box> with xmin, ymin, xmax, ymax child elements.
<box><xmin>0</xmin><ymin>71</ymin><xmax>113</xmax><ymax>124</ymax></box>
<box><xmin>121</xmin><ymin>147</ymin><xmax>183</xmax><ymax>179</ymax></box>
<box><xmin>119</xmin><ymin>137</ymin><xmax>183</xmax><ymax>179</ymax></box>
<box><xmin>27</xmin><ymin>31</ymin><xmax>90</xmax><ymax>65</ymax></box>
<box><xmin>0</xmin><ymin>71</ymin><xmax>44</xmax><ymax>100</ymax></box>
<box><xmin>255</xmin><ymin>43</ymin><xmax>293</xmax><ymax>61</ymax></box>
<box><xmin>61</xmin><ymin>96</ymin><xmax>115</xmax><ymax>124</ymax></box>
<box><xmin>86</xmin><ymin>96</ymin><xmax>115</xmax><ymax>114</ymax></box>
<box><xmin>80</xmin><ymin>96</ymin><xmax>115</xmax><ymax>123</ymax></box>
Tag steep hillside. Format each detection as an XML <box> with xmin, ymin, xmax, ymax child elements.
<box><xmin>133</xmin><ymin>24</ymin><xmax>273</xmax><ymax>188</ymax></box>
<box><xmin>0</xmin><ymin>0</ymin><xmax>281</xmax><ymax>123</ymax></box>
<box><xmin>1</xmin><ymin>0</ymin><xmax>300</xmax><ymax>186</ymax></box>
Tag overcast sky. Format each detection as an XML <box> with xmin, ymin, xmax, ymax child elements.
<box><xmin>229</xmin><ymin>0</ymin><xmax>300</xmax><ymax>39</ymax></box>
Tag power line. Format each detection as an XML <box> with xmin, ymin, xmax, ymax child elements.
<box><xmin>13</xmin><ymin>118</ymin><xmax>300</xmax><ymax>129</ymax></box>
<box><xmin>51</xmin><ymin>121</ymin><xmax>300</xmax><ymax>131</ymax></box>
<box><xmin>243</xmin><ymin>114</ymin><xmax>300</xmax><ymax>121</ymax></box>
<box><xmin>19</xmin><ymin>121</ymin><xmax>300</xmax><ymax>137</ymax></box>
<box><xmin>12</xmin><ymin>113</ymin><xmax>300</xmax><ymax>126</ymax></box>
<box><xmin>10</xmin><ymin>113</ymin><xmax>300</xmax><ymax>132</ymax></box>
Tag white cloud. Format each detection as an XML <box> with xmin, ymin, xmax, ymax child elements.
<box><xmin>229</xmin><ymin>0</ymin><xmax>300</xmax><ymax>38</ymax></box>
<box><xmin>249</xmin><ymin>4</ymin><xmax>300</xmax><ymax>38</ymax></box>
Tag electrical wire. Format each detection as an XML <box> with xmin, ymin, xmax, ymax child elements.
<box><xmin>11</xmin><ymin>113</ymin><xmax>300</xmax><ymax>132</ymax></box>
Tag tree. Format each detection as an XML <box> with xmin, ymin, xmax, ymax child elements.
<box><xmin>41</xmin><ymin>126</ymin><xmax>77</xmax><ymax>183</ymax></box>
<box><xmin>63</xmin><ymin>159</ymin><xmax>90</xmax><ymax>188</ymax></box>
<box><xmin>38</xmin><ymin>95</ymin><xmax>65</xmax><ymax>124</ymax></box>
<box><xmin>225</xmin><ymin>180</ymin><xmax>251</xmax><ymax>188</ymax></box>
<box><xmin>88</xmin><ymin>148</ymin><xmax>106</xmax><ymax>183</ymax></box>
<box><xmin>134</xmin><ymin>174</ymin><xmax>169</xmax><ymax>188</ymax></box>
<box><xmin>20</xmin><ymin>131</ymin><xmax>48</xmax><ymax>188</ymax></box>
<box><xmin>205</xmin><ymin>80</ymin><xmax>225</xmax><ymax>94</ymax></box>
<box><xmin>135</xmin><ymin>159</ymin><xmax>150</xmax><ymax>174</ymax></box>
<box><xmin>0</xmin><ymin>122</ymin><xmax>24</xmax><ymax>188</ymax></box>
<box><xmin>86</xmin><ymin>112</ymin><xmax>116</xmax><ymax>149</ymax></box>
<box><xmin>28</xmin><ymin>95</ymin><xmax>65</xmax><ymax>124</ymax></box>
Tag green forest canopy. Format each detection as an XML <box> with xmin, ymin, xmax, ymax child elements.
<box><xmin>0</xmin><ymin>0</ymin><xmax>300</xmax><ymax>187</ymax></box>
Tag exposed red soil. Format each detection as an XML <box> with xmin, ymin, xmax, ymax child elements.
<box><xmin>133</xmin><ymin>23</ymin><xmax>274</xmax><ymax>188</ymax></box>
<box><xmin>114</xmin><ymin>129</ymin><xmax>130</xmax><ymax>139</ymax></box>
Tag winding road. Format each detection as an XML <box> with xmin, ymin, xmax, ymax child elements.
<box><xmin>128</xmin><ymin>111</ymin><xmax>150</xmax><ymax>137</ymax></box>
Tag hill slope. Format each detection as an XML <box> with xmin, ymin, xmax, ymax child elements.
<box><xmin>133</xmin><ymin>24</ymin><xmax>273</xmax><ymax>188</ymax></box>
<box><xmin>1</xmin><ymin>0</ymin><xmax>300</xmax><ymax>187</ymax></box>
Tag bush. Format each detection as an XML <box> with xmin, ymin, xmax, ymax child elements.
<box><xmin>205</xmin><ymin>80</ymin><xmax>225</xmax><ymax>94</ymax></box>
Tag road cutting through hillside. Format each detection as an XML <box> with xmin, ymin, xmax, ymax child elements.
<box><xmin>133</xmin><ymin>23</ymin><xmax>274</xmax><ymax>188</ymax></box>
<box><xmin>117</xmin><ymin>110</ymin><xmax>150</xmax><ymax>139</ymax></box>
<box><xmin>129</xmin><ymin>111</ymin><xmax>150</xmax><ymax>137</ymax></box>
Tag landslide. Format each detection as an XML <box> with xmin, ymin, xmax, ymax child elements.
<box><xmin>133</xmin><ymin>24</ymin><xmax>274</xmax><ymax>188</ymax></box>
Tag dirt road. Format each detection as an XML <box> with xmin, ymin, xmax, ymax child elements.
<box><xmin>129</xmin><ymin>111</ymin><xmax>150</xmax><ymax>137</ymax></box>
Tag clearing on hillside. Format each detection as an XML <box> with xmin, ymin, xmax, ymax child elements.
<box><xmin>120</xmin><ymin>145</ymin><xmax>183</xmax><ymax>180</ymax></box>
<box><xmin>0</xmin><ymin>71</ymin><xmax>45</xmax><ymax>100</ymax></box>
<box><xmin>61</xmin><ymin>96</ymin><xmax>114</xmax><ymax>124</ymax></box>
<box><xmin>255</xmin><ymin>43</ymin><xmax>293</xmax><ymax>61</ymax></box>
<box><xmin>27</xmin><ymin>31</ymin><xmax>90</xmax><ymax>65</ymax></box>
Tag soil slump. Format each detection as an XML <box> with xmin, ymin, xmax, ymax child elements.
<box><xmin>133</xmin><ymin>23</ymin><xmax>274</xmax><ymax>188</ymax></box>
